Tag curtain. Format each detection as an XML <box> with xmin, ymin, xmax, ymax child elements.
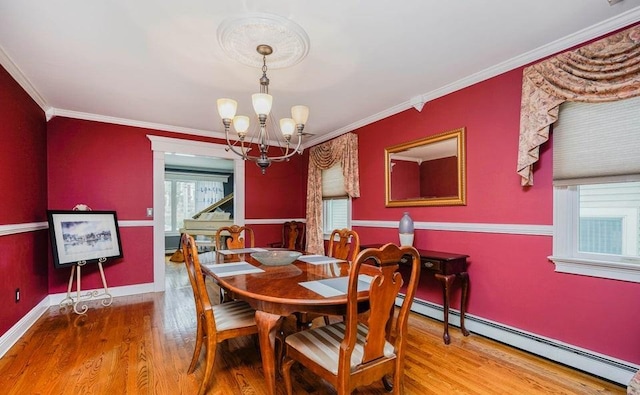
<box><xmin>517</xmin><ymin>24</ymin><xmax>640</xmax><ymax>186</ymax></box>
<box><xmin>306</xmin><ymin>133</ymin><xmax>360</xmax><ymax>254</ymax></box>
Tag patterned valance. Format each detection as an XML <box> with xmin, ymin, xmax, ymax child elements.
<box><xmin>517</xmin><ymin>24</ymin><xmax>640</xmax><ymax>186</ymax></box>
<box><xmin>306</xmin><ymin>133</ymin><xmax>360</xmax><ymax>254</ymax></box>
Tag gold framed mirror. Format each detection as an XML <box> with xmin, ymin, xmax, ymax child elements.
<box><xmin>385</xmin><ymin>127</ymin><xmax>466</xmax><ymax>207</ymax></box>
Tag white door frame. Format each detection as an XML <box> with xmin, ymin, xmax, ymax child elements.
<box><xmin>148</xmin><ymin>135</ymin><xmax>245</xmax><ymax>292</ymax></box>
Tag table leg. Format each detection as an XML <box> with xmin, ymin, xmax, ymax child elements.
<box><xmin>255</xmin><ymin>310</ymin><xmax>283</xmax><ymax>395</ymax></box>
<box><xmin>434</xmin><ymin>273</ymin><xmax>455</xmax><ymax>345</ymax></box>
<box><xmin>459</xmin><ymin>271</ymin><xmax>470</xmax><ymax>337</ymax></box>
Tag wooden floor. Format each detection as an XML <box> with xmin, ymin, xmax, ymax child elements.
<box><xmin>0</xmin><ymin>259</ymin><xmax>626</xmax><ymax>394</ymax></box>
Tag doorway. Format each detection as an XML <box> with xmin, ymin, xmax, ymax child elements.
<box><xmin>148</xmin><ymin>135</ymin><xmax>245</xmax><ymax>292</ymax></box>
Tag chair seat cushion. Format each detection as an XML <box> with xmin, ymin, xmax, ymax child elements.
<box><xmin>285</xmin><ymin>322</ymin><xmax>395</xmax><ymax>375</ymax></box>
<box><xmin>213</xmin><ymin>300</ymin><xmax>256</xmax><ymax>331</ymax></box>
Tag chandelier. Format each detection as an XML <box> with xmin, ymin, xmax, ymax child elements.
<box><xmin>216</xmin><ymin>44</ymin><xmax>309</xmax><ymax>174</ymax></box>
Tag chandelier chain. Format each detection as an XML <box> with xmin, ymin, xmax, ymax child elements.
<box><xmin>260</xmin><ymin>54</ymin><xmax>270</xmax><ymax>94</ymax></box>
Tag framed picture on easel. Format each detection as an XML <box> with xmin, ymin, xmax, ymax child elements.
<box><xmin>47</xmin><ymin>210</ymin><xmax>123</xmax><ymax>269</ymax></box>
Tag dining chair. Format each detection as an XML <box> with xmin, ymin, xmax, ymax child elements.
<box><xmin>282</xmin><ymin>243</ymin><xmax>421</xmax><ymax>395</ymax></box>
<box><xmin>269</xmin><ymin>221</ymin><xmax>305</xmax><ymax>250</ymax></box>
<box><xmin>296</xmin><ymin>228</ymin><xmax>361</xmax><ymax>329</ymax></box>
<box><xmin>214</xmin><ymin>225</ymin><xmax>255</xmax><ymax>302</ymax></box>
<box><xmin>180</xmin><ymin>233</ymin><xmax>259</xmax><ymax>395</ymax></box>
<box><xmin>215</xmin><ymin>224</ymin><xmax>255</xmax><ymax>250</ymax></box>
<box><xmin>328</xmin><ymin>228</ymin><xmax>361</xmax><ymax>262</ymax></box>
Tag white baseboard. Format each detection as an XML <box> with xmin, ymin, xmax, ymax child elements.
<box><xmin>403</xmin><ymin>296</ymin><xmax>638</xmax><ymax>386</ymax></box>
<box><xmin>0</xmin><ymin>283</ymin><xmax>156</xmax><ymax>359</ymax></box>
<box><xmin>0</xmin><ymin>298</ymin><xmax>50</xmax><ymax>359</ymax></box>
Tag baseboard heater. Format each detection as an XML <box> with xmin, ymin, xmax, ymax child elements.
<box><xmin>398</xmin><ymin>295</ymin><xmax>638</xmax><ymax>386</ymax></box>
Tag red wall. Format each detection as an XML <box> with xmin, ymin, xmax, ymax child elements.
<box><xmin>420</xmin><ymin>156</ymin><xmax>457</xmax><ymax>197</ymax></box>
<box><xmin>243</xmin><ymin>148</ymin><xmax>308</xmax><ymax>248</ymax></box>
<box><xmin>0</xmin><ymin>65</ymin><xmax>49</xmax><ymax>334</ymax></box>
<box><xmin>352</xmin><ymin>64</ymin><xmax>640</xmax><ymax>364</ymax></box>
<box><xmin>390</xmin><ymin>160</ymin><xmax>419</xmax><ymax>199</ymax></box>
<box><xmin>46</xmin><ymin>118</ymin><xmax>306</xmax><ymax>293</ymax></box>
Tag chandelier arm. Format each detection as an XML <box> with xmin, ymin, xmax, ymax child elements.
<box><xmin>226</xmin><ymin>138</ymin><xmax>265</xmax><ymax>162</ymax></box>
<box><xmin>261</xmin><ymin>134</ymin><xmax>303</xmax><ymax>162</ymax></box>
<box><xmin>224</xmin><ymin>126</ymin><xmax>258</xmax><ymax>160</ymax></box>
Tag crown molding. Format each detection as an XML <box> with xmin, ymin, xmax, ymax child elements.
<box><xmin>301</xmin><ymin>100</ymin><xmax>413</xmax><ymax>148</ymax></box>
<box><xmin>50</xmin><ymin>108</ymin><xmax>295</xmax><ymax>150</ymax></box>
<box><xmin>303</xmin><ymin>9</ymin><xmax>640</xmax><ymax>149</ymax></box>
<box><xmin>0</xmin><ymin>44</ymin><xmax>49</xmax><ymax>112</ymax></box>
<box><xmin>50</xmin><ymin>108</ymin><xmax>227</xmax><ymax>139</ymax></box>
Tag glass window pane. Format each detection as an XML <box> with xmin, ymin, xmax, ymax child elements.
<box><xmin>579</xmin><ymin>181</ymin><xmax>640</xmax><ymax>258</ymax></box>
<box><xmin>195</xmin><ymin>180</ymin><xmax>224</xmax><ymax>212</ymax></box>
<box><xmin>176</xmin><ymin>181</ymin><xmax>196</xmax><ymax>230</ymax></box>
<box><xmin>579</xmin><ymin>217</ymin><xmax>622</xmax><ymax>254</ymax></box>
<box><xmin>323</xmin><ymin>198</ymin><xmax>348</xmax><ymax>234</ymax></box>
<box><xmin>164</xmin><ymin>181</ymin><xmax>173</xmax><ymax>231</ymax></box>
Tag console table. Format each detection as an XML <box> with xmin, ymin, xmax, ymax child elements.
<box><xmin>362</xmin><ymin>244</ymin><xmax>470</xmax><ymax>344</ymax></box>
<box><xmin>417</xmin><ymin>249</ymin><xmax>470</xmax><ymax>344</ymax></box>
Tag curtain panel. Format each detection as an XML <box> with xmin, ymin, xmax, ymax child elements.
<box><xmin>517</xmin><ymin>24</ymin><xmax>640</xmax><ymax>186</ymax></box>
<box><xmin>306</xmin><ymin>133</ymin><xmax>360</xmax><ymax>254</ymax></box>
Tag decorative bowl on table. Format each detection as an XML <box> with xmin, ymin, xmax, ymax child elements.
<box><xmin>251</xmin><ymin>250</ymin><xmax>302</xmax><ymax>266</ymax></box>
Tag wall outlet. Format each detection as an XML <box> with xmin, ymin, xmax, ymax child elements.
<box><xmin>146</xmin><ymin>208</ymin><xmax>153</xmax><ymax>217</ymax></box>
<box><xmin>15</xmin><ymin>288</ymin><xmax>20</xmax><ymax>303</ymax></box>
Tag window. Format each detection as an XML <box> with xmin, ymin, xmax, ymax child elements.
<box><xmin>323</xmin><ymin>197</ymin><xmax>349</xmax><ymax>234</ymax></box>
<box><xmin>550</xmin><ymin>96</ymin><xmax>640</xmax><ymax>283</ymax></box>
<box><xmin>322</xmin><ymin>164</ymin><xmax>351</xmax><ymax>236</ymax></box>
<box><xmin>164</xmin><ymin>172</ymin><xmax>227</xmax><ymax>233</ymax></box>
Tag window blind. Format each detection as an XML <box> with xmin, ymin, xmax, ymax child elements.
<box><xmin>165</xmin><ymin>171</ymin><xmax>229</xmax><ymax>183</ymax></box>
<box><xmin>553</xmin><ymin>95</ymin><xmax>640</xmax><ymax>185</ymax></box>
<box><xmin>322</xmin><ymin>164</ymin><xmax>346</xmax><ymax>198</ymax></box>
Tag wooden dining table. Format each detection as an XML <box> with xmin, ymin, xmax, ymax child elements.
<box><xmin>199</xmin><ymin>249</ymin><xmax>370</xmax><ymax>395</ymax></box>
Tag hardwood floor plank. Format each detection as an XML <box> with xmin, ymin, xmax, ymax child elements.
<box><xmin>0</xmin><ymin>260</ymin><xmax>626</xmax><ymax>394</ymax></box>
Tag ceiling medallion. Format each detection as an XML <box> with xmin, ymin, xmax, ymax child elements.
<box><xmin>217</xmin><ymin>13</ymin><xmax>310</xmax><ymax>69</ymax></box>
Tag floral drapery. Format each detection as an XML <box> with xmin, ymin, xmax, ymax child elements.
<box><xmin>517</xmin><ymin>24</ymin><xmax>640</xmax><ymax>186</ymax></box>
<box><xmin>306</xmin><ymin>133</ymin><xmax>360</xmax><ymax>254</ymax></box>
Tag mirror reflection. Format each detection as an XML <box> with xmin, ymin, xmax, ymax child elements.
<box><xmin>385</xmin><ymin>128</ymin><xmax>466</xmax><ymax>207</ymax></box>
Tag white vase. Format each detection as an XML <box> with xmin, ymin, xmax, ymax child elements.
<box><xmin>399</xmin><ymin>232</ymin><xmax>414</xmax><ymax>247</ymax></box>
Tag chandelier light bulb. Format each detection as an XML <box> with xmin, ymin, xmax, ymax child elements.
<box><xmin>291</xmin><ymin>105</ymin><xmax>309</xmax><ymax>125</ymax></box>
<box><xmin>279</xmin><ymin>118</ymin><xmax>295</xmax><ymax>137</ymax></box>
<box><xmin>232</xmin><ymin>115</ymin><xmax>250</xmax><ymax>136</ymax></box>
<box><xmin>217</xmin><ymin>98</ymin><xmax>237</xmax><ymax>120</ymax></box>
<box><xmin>252</xmin><ymin>93</ymin><xmax>273</xmax><ymax>116</ymax></box>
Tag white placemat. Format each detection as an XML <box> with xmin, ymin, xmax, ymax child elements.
<box><xmin>217</xmin><ymin>247</ymin><xmax>268</xmax><ymax>255</ymax></box>
<box><xmin>297</xmin><ymin>254</ymin><xmax>346</xmax><ymax>265</ymax></box>
<box><xmin>299</xmin><ymin>274</ymin><xmax>373</xmax><ymax>297</ymax></box>
<box><xmin>203</xmin><ymin>261</ymin><xmax>264</xmax><ymax>277</ymax></box>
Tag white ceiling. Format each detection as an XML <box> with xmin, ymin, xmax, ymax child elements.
<box><xmin>1</xmin><ymin>1</ymin><xmax>639</xmax><ymax>149</ymax></box>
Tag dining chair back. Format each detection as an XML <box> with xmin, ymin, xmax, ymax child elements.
<box><xmin>270</xmin><ymin>221</ymin><xmax>305</xmax><ymax>250</ymax></box>
<box><xmin>281</xmin><ymin>243</ymin><xmax>421</xmax><ymax>394</ymax></box>
<box><xmin>215</xmin><ymin>225</ymin><xmax>255</xmax><ymax>250</ymax></box>
<box><xmin>327</xmin><ymin>228</ymin><xmax>360</xmax><ymax>262</ymax></box>
<box><xmin>296</xmin><ymin>228</ymin><xmax>360</xmax><ymax>328</ymax></box>
<box><xmin>181</xmin><ymin>233</ymin><xmax>258</xmax><ymax>395</ymax></box>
